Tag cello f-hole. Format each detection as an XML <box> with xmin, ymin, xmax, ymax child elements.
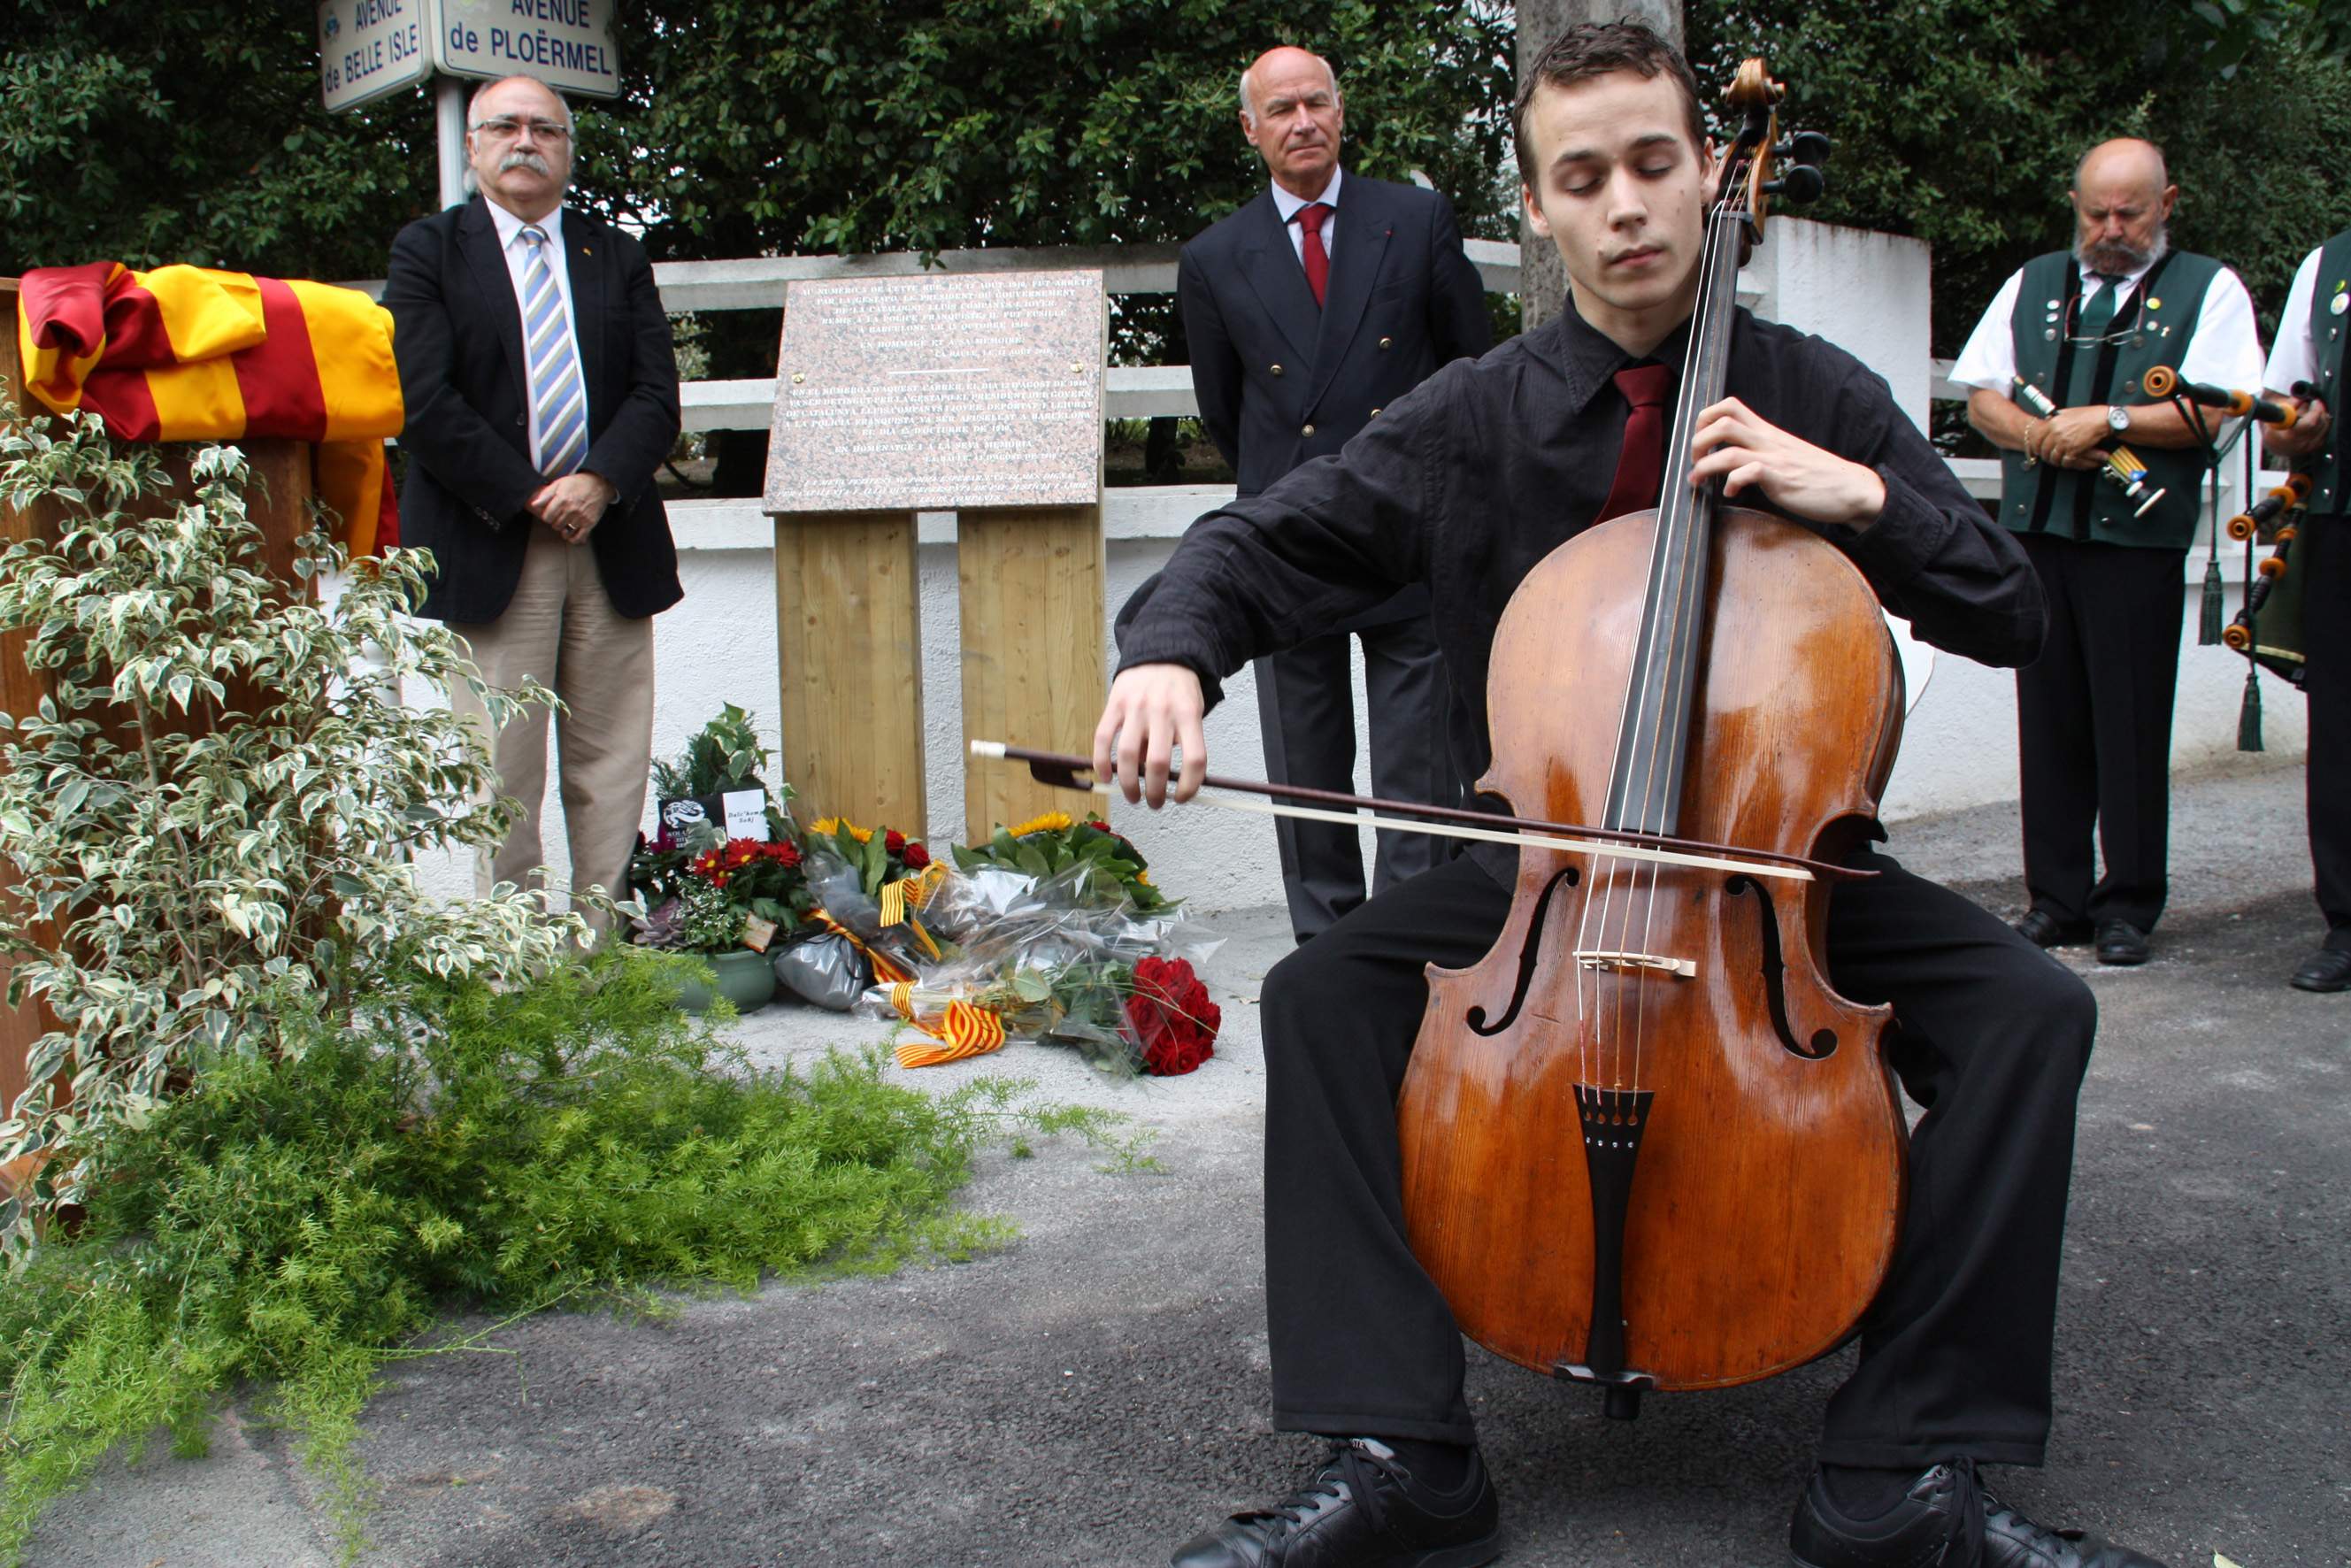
<box><xmin>1466</xmin><ymin>865</ymin><xmax>1582</xmax><ymax>1036</ymax></box>
<box><xmin>1725</xmin><ymin>873</ymin><xmax>1837</xmax><ymax>1059</ymax></box>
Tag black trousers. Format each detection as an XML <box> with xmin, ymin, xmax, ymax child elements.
<box><xmin>2015</xmin><ymin>533</ymin><xmax>2188</xmax><ymax>933</ymax></box>
<box><xmin>2303</xmin><ymin>514</ymin><xmax>2351</xmax><ymax>950</ymax></box>
<box><xmin>1255</xmin><ymin>596</ymin><xmax>1459</xmax><ymax>944</ymax></box>
<box><xmin>1259</xmin><ymin>851</ymin><xmax>2096</xmax><ymax>1469</ymax></box>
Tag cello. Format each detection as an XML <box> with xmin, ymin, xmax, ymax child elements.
<box><xmin>1395</xmin><ymin>60</ymin><xmax>1909</xmax><ymax>1419</ymax></box>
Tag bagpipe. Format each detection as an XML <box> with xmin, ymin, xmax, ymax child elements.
<box><xmin>2142</xmin><ymin>365</ymin><xmax>2313</xmax><ymax>749</ymax></box>
<box><xmin>2010</xmin><ymin>374</ymin><xmax>2167</xmax><ymax>514</ymax></box>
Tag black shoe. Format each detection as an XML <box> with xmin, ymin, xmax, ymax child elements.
<box><xmin>2094</xmin><ymin>920</ymin><xmax>2150</xmax><ymax>966</ymax></box>
<box><xmin>1789</xmin><ymin>1459</ymin><xmax>2169</xmax><ymax>1567</ymax></box>
<box><xmin>2014</xmin><ymin>911</ymin><xmax>2092</xmax><ymax>949</ymax></box>
<box><xmin>1170</xmin><ymin>1438</ymin><xmax>1502</xmax><ymax>1568</ymax></box>
<box><xmin>2289</xmin><ymin>946</ymin><xmax>2351</xmax><ymax>993</ymax></box>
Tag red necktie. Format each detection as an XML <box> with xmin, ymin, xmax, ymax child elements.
<box><xmin>1597</xmin><ymin>365</ymin><xmax>1674</xmax><ymax>523</ymax></box>
<box><xmin>1296</xmin><ymin>202</ymin><xmax>1331</xmax><ymax>307</ymax></box>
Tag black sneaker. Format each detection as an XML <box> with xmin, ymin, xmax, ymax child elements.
<box><xmin>1789</xmin><ymin>1458</ymin><xmax>2170</xmax><ymax>1566</ymax></box>
<box><xmin>1170</xmin><ymin>1437</ymin><xmax>1502</xmax><ymax>1568</ymax></box>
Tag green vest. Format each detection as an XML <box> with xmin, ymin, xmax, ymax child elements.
<box><xmin>2300</xmin><ymin>229</ymin><xmax>2351</xmax><ymax>514</ymax></box>
<box><xmin>1996</xmin><ymin>249</ymin><xmax>2224</xmax><ymax>550</ymax></box>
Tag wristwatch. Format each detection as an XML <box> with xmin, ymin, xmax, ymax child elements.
<box><xmin>2106</xmin><ymin>404</ymin><xmax>2132</xmax><ymax>434</ymax></box>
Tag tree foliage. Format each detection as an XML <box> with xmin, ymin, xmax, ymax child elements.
<box><xmin>1688</xmin><ymin>0</ymin><xmax>2351</xmax><ymax>352</ymax></box>
<box><xmin>579</xmin><ymin>0</ymin><xmax>1513</xmax><ymax>260</ymax></box>
<box><xmin>0</xmin><ymin>0</ymin><xmax>434</xmax><ymax>278</ymax></box>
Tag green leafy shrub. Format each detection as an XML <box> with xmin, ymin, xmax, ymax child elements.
<box><xmin>0</xmin><ymin>410</ymin><xmax>575</xmax><ymax>1250</ymax></box>
<box><xmin>0</xmin><ymin>951</ymin><xmax>1130</xmax><ymax>1564</ymax></box>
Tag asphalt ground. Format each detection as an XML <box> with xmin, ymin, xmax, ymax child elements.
<box><xmin>28</xmin><ymin>758</ymin><xmax>2348</xmax><ymax>1568</ymax></box>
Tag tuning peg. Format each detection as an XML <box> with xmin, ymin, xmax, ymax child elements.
<box><xmin>1762</xmin><ymin>165</ymin><xmax>1826</xmax><ymax>204</ymax></box>
<box><xmin>1790</xmin><ymin>131</ymin><xmax>1832</xmax><ymax>166</ymax></box>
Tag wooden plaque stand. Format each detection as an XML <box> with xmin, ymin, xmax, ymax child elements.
<box><xmin>765</xmin><ymin>271</ymin><xmax>1109</xmax><ymax>845</ymax></box>
<box><xmin>957</xmin><ymin>504</ymin><xmax>1105</xmax><ymax>839</ymax></box>
<box><xmin>770</xmin><ymin>502</ymin><xmax>1105</xmax><ymax>845</ymax></box>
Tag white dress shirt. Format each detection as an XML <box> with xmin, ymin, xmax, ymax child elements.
<box><xmin>1952</xmin><ymin>252</ymin><xmax>2266</xmax><ymax>405</ymax></box>
<box><xmin>486</xmin><ymin>198</ymin><xmax>585</xmax><ymax>472</ymax></box>
<box><xmin>2262</xmin><ymin>244</ymin><xmax>2334</xmax><ymax>394</ymax></box>
<box><xmin>1270</xmin><ymin>167</ymin><xmax>1343</xmax><ymax>269</ymax></box>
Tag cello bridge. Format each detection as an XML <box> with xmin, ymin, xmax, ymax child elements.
<box><xmin>1573</xmin><ymin>949</ymin><xmax>1697</xmax><ymax>979</ymax></box>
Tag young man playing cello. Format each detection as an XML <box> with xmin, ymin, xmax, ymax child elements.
<box><xmin>1100</xmin><ymin>23</ymin><xmax>2164</xmax><ymax>1568</ymax></box>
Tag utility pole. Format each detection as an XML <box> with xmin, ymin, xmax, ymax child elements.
<box><xmin>1516</xmin><ymin>1</ymin><xmax>1684</xmax><ymax>329</ymax></box>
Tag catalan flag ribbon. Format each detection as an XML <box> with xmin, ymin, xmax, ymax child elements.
<box><xmin>887</xmin><ymin>982</ymin><xmax>1008</xmax><ymax>1069</ymax></box>
<box><xmin>15</xmin><ymin>262</ymin><xmax>403</xmax><ymax>556</ymax></box>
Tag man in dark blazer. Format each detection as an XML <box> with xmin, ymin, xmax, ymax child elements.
<box><xmin>385</xmin><ymin>73</ymin><xmax>682</xmax><ymax>937</ymax></box>
<box><xmin>1178</xmin><ymin>45</ymin><xmax>1491</xmax><ymax>942</ymax></box>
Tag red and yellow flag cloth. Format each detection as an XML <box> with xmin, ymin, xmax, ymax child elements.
<box><xmin>15</xmin><ymin>262</ymin><xmax>403</xmax><ymax>556</ymax></box>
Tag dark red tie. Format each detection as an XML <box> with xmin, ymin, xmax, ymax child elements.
<box><xmin>1597</xmin><ymin>364</ymin><xmax>1674</xmax><ymax>523</ymax></box>
<box><xmin>1296</xmin><ymin>202</ymin><xmax>1332</xmax><ymax>307</ymax></box>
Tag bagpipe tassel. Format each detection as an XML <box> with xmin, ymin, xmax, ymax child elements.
<box><xmin>2199</xmin><ymin>557</ymin><xmax>2225</xmax><ymax>645</ymax></box>
<box><xmin>2238</xmin><ymin>664</ymin><xmax>2264</xmax><ymax>753</ymax></box>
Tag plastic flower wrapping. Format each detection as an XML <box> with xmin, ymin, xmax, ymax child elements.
<box><xmin>855</xmin><ymin>834</ymin><xmax>1224</xmax><ymax>1075</ymax></box>
<box><xmin>630</xmin><ymin>713</ymin><xmax>1224</xmax><ymax>1074</ymax></box>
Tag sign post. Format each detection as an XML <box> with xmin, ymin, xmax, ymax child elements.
<box><xmin>318</xmin><ymin>0</ymin><xmax>622</xmax><ymax>209</ymax></box>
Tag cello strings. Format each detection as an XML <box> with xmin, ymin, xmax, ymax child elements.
<box><xmin>1622</xmin><ymin>152</ymin><xmax>1752</xmax><ymax>1096</ymax></box>
<box><xmin>1593</xmin><ymin>175</ymin><xmax>1720</xmax><ymax>1091</ymax></box>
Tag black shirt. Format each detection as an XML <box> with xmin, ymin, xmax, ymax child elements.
<box><xmin>1118</xmin><ymin>297</ymin><xmax>2046</xmax><ymax>847</ymax></box>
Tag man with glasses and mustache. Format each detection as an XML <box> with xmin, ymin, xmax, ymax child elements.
<box><xmin>1953</xmin><ymin>139</ymin><xmax>2263</xmax><ymax>968</ymax></box>
<box><xmin>384</xmin><ymin>73</ymin><xmax>683</xmax><ymax>938</ymax></box>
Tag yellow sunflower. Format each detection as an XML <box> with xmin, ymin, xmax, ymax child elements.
<box><xmin>1010</xmin><ymin>810</ymin><xmax>1075</xmax><ymax>836</ymax></box>
<box><xmin>811</xmin><ymin>816</ymin><xmax>874</xmax><ymax>843</ymax></box>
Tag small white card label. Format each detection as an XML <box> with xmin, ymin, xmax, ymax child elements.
<box><xmin>722</xmin><ymin>789</ymin><xmax>769</xmax><ymax>841</ymax></box>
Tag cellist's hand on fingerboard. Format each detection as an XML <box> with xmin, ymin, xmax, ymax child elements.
<box><xmin>1686</xmin><ymin>396</ymin><xmax>1889</xmax><ymax>527</ymax></box>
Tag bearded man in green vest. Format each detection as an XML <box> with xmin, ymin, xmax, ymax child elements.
<box><xmin>1953</xmin><ymin>138</ymin><xmax>2264</xmax><ymax>967</ymax></box>
<box><xmin>2260</xmin><ymin>233</ymin><xmax>2351</xmax><ymax>992</ymax></box>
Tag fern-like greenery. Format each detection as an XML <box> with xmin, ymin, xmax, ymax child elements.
<box><xmin>0</xmin><ymin>951</ymin><xmax>1135</xmax><ymax>1564</ymax></box>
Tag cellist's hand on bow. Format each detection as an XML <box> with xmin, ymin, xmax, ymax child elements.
<box><xmin>1094</xmin><ymin>663</ymin><xmax>1207</xmax><ymax>809</ymax></box>
<box><xmin>1686</xmin><ymin>396</ymin><xmax>1888</xmax><ymax>527</ymax></box>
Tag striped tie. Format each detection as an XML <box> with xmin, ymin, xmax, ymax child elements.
<box><xmin>518</xmin><ymin>225</ymin><xmax>587</xmax><ymax>476</ymax></box>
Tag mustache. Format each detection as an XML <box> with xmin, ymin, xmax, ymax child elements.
<box><xmin>498</xmin><ymin>150</ymin><xmax>555</xmax><ymax>175</ymax></box>
<box><xmin>2077</xmin><ymin>227</ymin><xmax>2167</xmax><ymax>273</ymax></box>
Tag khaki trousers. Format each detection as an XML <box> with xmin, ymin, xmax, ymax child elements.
<box><xmin>448</xmin><ymin>526</ymin><xmax>655</xmax><ymax>936</ymax></box>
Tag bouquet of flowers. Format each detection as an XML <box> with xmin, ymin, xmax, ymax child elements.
<box><xmin>877</xmin><ymin>950</ymin><xmax>1220</xmax><ymax>1075</ymax></box>
<box><xmin>638</xmin><ymin>835</ymin><xmax>811</xmax><ymax>953</ymax></box>
<box><xmin>806</xmin><ymin>817</ymin><xmax>933</xmax><ymax>895</ymax></box>
<box><xmin>949</xmin><ymin>811</ymin><xmax>1171</xmax><ymax>912</ymax></box>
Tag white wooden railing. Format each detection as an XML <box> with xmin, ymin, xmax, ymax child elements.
<box><xmin>353</xmin><ymin>241</ymin><xmax>2286</xmax><ymax>541</ymax></box>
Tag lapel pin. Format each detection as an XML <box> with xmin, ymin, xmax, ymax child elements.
<box><xmin>2333</xmin><ymin>290</ymin><xmax>2347</xmax><ymax>316</ymax></box>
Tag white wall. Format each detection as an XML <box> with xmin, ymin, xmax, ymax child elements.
<box><xmin>411</xmin><ymin>219</ymin><xmax>2306</xmax><ymax>913</ymax></box>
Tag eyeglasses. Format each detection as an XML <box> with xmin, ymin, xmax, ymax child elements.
<box><xmin>471</xmin><ymin>117</ymin><xmax>572</xmax><ymax>142</ymax></box>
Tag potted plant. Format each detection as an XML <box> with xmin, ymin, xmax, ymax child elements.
<box><xmin>640</xmin><ymin>837</ymin><xmax>814</xmax><ymax>1013</ymax></box>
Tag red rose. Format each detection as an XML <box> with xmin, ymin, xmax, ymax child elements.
<box><xmin>1126</xmin><ymin>957</ymin><xmax>1220</xmax><ymax>1076</ymax></box>
<box><xmin>885</xmin><ymin>829</ymin><xmax>907</xmax><ymax>856</ymax></box>
<box><xmin>903</xmin><ymin>842</ymin><xmax>930</xmax><ymax>870</ymax></box>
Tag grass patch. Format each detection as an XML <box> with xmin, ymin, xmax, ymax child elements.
<box><xmin>0</xmin><ymin>950</ymin><xmax>1138</xmax><ymax>1563</ymax></box>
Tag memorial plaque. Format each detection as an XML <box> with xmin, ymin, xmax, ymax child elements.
<box><xmin>764</xmin><ymin>271</ymin><xmax>1107</xmax><ymax>514</ymax></box>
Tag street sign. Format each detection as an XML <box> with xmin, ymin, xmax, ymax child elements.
<box><xmin>318</xmin><ymin>0</ymin><xmax>431</xmax><ymax>112</ymax></box>
<box><xmin>430</xmin><ymin>0</ymin><xmax>623</xmax><ymax>101</ymax></box>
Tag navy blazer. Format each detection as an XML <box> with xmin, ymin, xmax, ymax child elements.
<box><xmin>1178</xmin><ymin>173</ymin><xmax>1490</xmax><ymax>497</ymax></box>
<box><xmin>385</xmin><ymin>196</ymin><xmax>683</xmax><ymax>623</ymax></box>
